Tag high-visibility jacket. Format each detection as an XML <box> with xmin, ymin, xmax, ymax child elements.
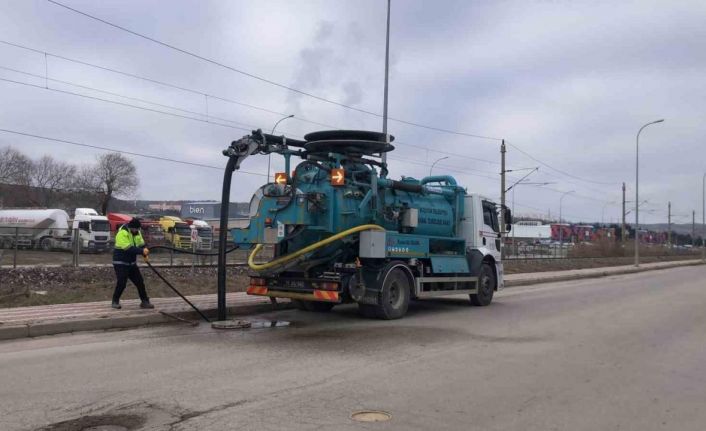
<box><xmin>112</xmin><ymin>225</ymin><xmax>145</xmax><ymax>265</ymax></box>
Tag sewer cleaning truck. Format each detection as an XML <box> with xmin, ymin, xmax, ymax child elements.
<box><xmin>218</xmin><ymin>129</ymin><xmax>510</xmax><ymax>319</ymax></box>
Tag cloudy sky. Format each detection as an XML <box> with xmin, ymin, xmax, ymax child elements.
<box><xmin>1</xmin><ymin>0</ymin><xmax>704</xmax><ymax>224</ymax></box>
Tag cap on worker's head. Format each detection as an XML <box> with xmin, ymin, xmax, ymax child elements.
<box><xmin>127</xmin><ymin>218</ymin><xmax>141</xmax><ymax>229</ymax></box>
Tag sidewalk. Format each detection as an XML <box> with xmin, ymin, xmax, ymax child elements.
<box><xmin>0</xmin><ymin>293</ymin><xmax>289</xmax><ymax>340</ymax></box>
<box><xmin>504</xmin><ymin>258</ymin><xmax>703</xmax><ymax>287</ymax></box>
<box><xmin>0</xmin><ymin>259</ymin><xmax>703</xmax><ymax>341</ymax></box>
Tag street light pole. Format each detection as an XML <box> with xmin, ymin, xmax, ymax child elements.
<box><xmin>702</xmin><ymin>173</ymin><xmax>705</xmax><ymax>261</ymax></box>
<box><xmin>634</xmin><ymin>119</ymin><xmax>664</xmax><ymax>267</ymax></box>
<box><xmin>429</xmin><ymin>156</ymin><xmax>449</xmax><ymax>176</ymax></box>
<box><xmin>559</xmin><ymin>190</ymin><xmax>575</xmax><ymax>253</ymax></box>
<box><xmin>266</xmin><ymin>114</ymin><xmax>294</xmax><ymax>182</ymax></box>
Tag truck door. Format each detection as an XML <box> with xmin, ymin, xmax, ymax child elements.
<box><xmin>481</xmin><ymin>200</ymin><xmax>501</xmax><ymax>255</ymax></box>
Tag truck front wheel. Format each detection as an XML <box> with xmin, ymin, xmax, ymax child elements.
<box><xmin>361</xmin><ymin>266</ymin><xmax>411</xmax><ymax>320</ymax></box>
<box><xmin>470</xmin><ymin>262</ymin><xmax>495</xmax><ymax>306</ymax></box>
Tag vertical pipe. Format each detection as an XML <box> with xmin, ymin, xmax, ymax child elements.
<box><xmin>702</xmin><ymin>173</ymin><xmax>705</xmax><ymax>261</ymax></box>
<box><xmin>381</xmin><ymin>0</ymin><xmax>391</xmax><ymax>167</ymax></box>
<box><xmin>217</xmin><ymin>156</ymin><xmax>238</xmax><ymax>321</ymax></box>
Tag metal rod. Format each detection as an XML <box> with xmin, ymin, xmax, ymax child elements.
<box><xmin>13</xmin><ymin>227</ymin><xmax>18</xmax><ymax>269</ymax></box>
<box><xmin>145</xmin><ymin>259</ymin><xmax>210</xmax><ymax>322</ymax></box>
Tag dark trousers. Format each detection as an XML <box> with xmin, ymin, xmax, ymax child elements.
<box><xmin>112</xmin><ymin>264</ymin><xmax>149</xmax><ymax>303</ymax></box>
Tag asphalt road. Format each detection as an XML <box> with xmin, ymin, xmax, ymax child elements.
<box><xmin>2</xmin><ymin>265</ymin><xmax>705</xmax><ymax>430</ymax></box>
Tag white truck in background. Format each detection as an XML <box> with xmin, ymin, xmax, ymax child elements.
<box><xmin>0</xmin><ymin>208</ymin><xmax>110</xmax><ymax>252</ymax></box>
<box><xmin>187</xmin><ymin>219</ymin><xmax>214</xmax><ymax>250</ymax></box>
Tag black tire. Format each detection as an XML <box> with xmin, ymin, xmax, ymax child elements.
<box><xmin>40</xmin><ymin>237</ymin><xmax>52</xmax><ymax>251</ymax></box>
<box><xmin>365</xmin><ymin>266</ymin><xmax>411</xmax><ymax>320</ymax></box>
<box><xmin>470</xmin><ymin>262</ymin><xmax>495</xmax><ymax>306</ymax></box>
<box><xmin>291</xmin><ymin>299</ymin><xmax>308</xmax><ymax>311</ymax></box>
<box><xmin>292</xmin><ymin>300</ymin><xmax>335</xmax><ymax>312</ymax></box>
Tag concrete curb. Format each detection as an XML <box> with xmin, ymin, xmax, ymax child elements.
<box><xmin>505</xmin><ymin>259</ymin><xmax>704</xmax><ymax>288</ymax></box>
<box><xmin>0</xmin><ymin>301</ymin><xmax>293</xmax><ymax>341</ymax></box>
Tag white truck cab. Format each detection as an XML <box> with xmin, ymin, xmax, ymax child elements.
<box><xmin>73</xmin><ymin>208</ymin><xmax>110</xmax><ymax>252</ymax></box>
<box><xmin>459</xmin><ymin>193</ymin><xmax>507</xmax><ymax>289</ymax></box>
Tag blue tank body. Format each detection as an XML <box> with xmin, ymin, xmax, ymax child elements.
<box><xmin>232</xmin><ymin>160</ymin><xmax>463</xmax><ymax>250</ymax></box>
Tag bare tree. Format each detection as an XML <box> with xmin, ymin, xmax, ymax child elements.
<box><xmin>0</xmin><ymin>146</ymin><xmax>32</xmax><ymax>186</ymax></box>
<box><xmin>30</xmin><ymin>155</ymin><xmax>77</xmax><ymax>207</ymax></box>
<box><xmin>91</xmin><ymin>153</ymin><xmax>139</xmax><ymax>214</ymax></box>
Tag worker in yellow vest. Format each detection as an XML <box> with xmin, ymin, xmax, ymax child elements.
<box><xmin>112</xmin><ymin>218</ymin><xmax>154</xmax><ymax>309</ymax></box>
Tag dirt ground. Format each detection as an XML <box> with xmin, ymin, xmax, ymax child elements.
<box><xmin>0</xmin><ymin>265</ymin><xmax>251</xmax><ymax>308</ymax></box>
<box><xmin>0</xmin><ymin>249</ymin><xmax>251</xmax><ymax>267</ymax></box>
<box><xmin>0</xmin><ymin>254</ymin><xmax>698</xmax><ymax>308</ymax></box>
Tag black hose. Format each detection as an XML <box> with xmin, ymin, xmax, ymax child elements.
<box><xmin>144</xmin><ymin>259</ymin><xmax>211</xmax><ymax>322</ymax></box>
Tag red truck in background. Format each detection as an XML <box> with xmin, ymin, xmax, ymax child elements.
<box><xmin>107</xmin><ymin>213</ymin><xmax>166</xmax><ymax>246</ymax></box>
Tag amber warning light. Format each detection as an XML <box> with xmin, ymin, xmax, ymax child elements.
<box><xmin>274</xmin><ymin>172</ymin><xmax>288</xmax><ymax>185</ymax></box>
<box><xmin>331</xmin><ymin>168</ymin><xmax>345</xmax><ymax>186</ymax></box>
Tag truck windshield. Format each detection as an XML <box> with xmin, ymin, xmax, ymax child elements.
<box><xmin>91</xmin><ymin>220</ymin><xmax>110</xmax><ymax>232</ymax></box>
<box><xmin>197</xmin><ymin>227</ymin><xmax>212</xmax><ymax>237</ymax></box>
<box><xmin>175</xmin><ymin>225</ymin><xmax>192</xmax><ymax>236</ymax></box>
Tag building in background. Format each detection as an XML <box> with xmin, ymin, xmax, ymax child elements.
<box><xmin>510</xmin><ymin>220</ymin><xmax>552</xmax><ymax>244</ymax></box>
<box><xmin>180</xmin><ymin>202</ymin><xmax>247</xmax><ymax>220</ymax></box>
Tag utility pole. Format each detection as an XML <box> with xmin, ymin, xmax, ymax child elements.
<box><xmin>499</xmin><ymin>140</ymin><xmax>506</xmax><ymax>259</ymax></box>
<box><xmin>622</xmin><ymin>182</ymin><xmax>626</xmax><ymax>242</ymax></box>
<box><xmin>692</xmin><ymin>210</ymin><xmax>696</xmax><ymax>247</ymax></box>
<box><xmin>667</xmin><ymin>201</ymin><xmax>671</xmax><ymax>248</ymax></box>
<box><xmin>381</xmin><ymin>0</ymin><xmax>391</xmax><ymax>166</ymax></box>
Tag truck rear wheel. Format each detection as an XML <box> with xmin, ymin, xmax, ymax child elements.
<box><xmin>361</xmin><ymin>265</ymin><xmax>411</xmax><ymax>320</ymax></box>
<box><xmin>470</xmin><ymin>262</ymin><xmax>495</xmax><ymax>306</ymax></box>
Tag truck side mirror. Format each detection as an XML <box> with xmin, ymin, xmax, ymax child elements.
<box><xmin>504</xmin><ymin>207</ymin><xmax>512</xmax><ymax>232</ymax></box>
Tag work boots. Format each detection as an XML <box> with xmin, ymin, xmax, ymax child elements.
<box><xmin>140</xmin><ymin>301</ymin><xmax>155</xmax><ymax>309</ymax></box>
<box><xmin>111</xmin><ymin>302</ymin><xmax>121</xmax><ymax>309</ymax></box>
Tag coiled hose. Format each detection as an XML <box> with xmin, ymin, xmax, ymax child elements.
<box><xmin>247</xmin><ymin>224</ymin><xmax>384</xmax><ymax>272</ymax></box>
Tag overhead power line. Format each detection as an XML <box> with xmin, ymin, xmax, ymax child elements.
<box><xmin>0</xmin><ymin>128</ymin><xmax>267</xmax><ymax>177</ymax></box>
<box><xmin>0</xmin><ymin>40</ymin><xmax>502</xmax><ymax>166</ymax></box>
<box><xmin>43</xmin><ymin>1</ymin><xmax>620</xmax><ymax>187</ymax></box>
<box><xmin>506</xmin><ymin>141</ymin><xmax>619</xmax><ymax>186</ymax></box>
<box><xmin>45</xmin><ymin>0</ymin><xmax>501</xmax><ymax>142</ymax></box>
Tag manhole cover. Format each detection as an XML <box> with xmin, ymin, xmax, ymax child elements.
<box><xmin>351</xmin><ymin>410</ymin><xmax>392</xmax><ymax>422</ymax></box>
<box><xmin>211</xmin><ymin>319</ymin><xmax>252</xmax><ymax>329</ymax></box>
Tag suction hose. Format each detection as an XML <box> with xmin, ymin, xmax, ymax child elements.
<box><xmin>247</xmin><ymin>224</ymin><xmax>385</xmax><ymax>272</ymax></box>
<box><xmin>217</xmin><ymin>156</ymin><xmax>238</xmax><ymax>321</ymax></box>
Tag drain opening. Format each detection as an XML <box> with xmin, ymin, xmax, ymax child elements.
<box><xmin>351</xmin><ymin>410</ymin><xmax>392</xmax><ymax>422</ymax></box>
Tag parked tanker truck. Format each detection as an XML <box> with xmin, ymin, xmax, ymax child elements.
<box><xmin>219</xmin><ymin>130</ymin><xmax>511</xmax><ymax>320</ymax></box>
<box><xmin>0</xmin><ymin>208</ymin><xmax>110</xmax><ymax>252</ymax></box>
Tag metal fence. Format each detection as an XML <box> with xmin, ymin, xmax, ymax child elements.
<box><xmin>0</xmin><ymin>226</ymin><xmax>261</xmax><ymax>268</ymax></box>
<box><xmin>505</xmin><ymin>241</ymin><xmax>700</xmax><ymax>260</ymax></box>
